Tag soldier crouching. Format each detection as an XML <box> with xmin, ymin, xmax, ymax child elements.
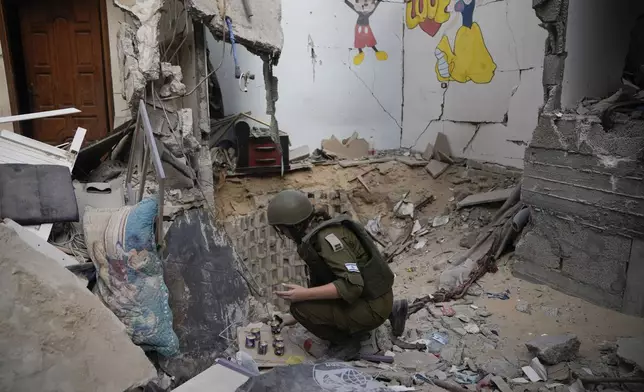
<box><xmin>268</xmin><ymin>189</ymin><xmax>408</xmax><ymax>360</ymax></box>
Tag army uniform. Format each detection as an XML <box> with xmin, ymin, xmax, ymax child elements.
<box><xmin>291</xmin><ymin>215</ymin><xmax>394</xmax><ymax>343</ymax></box>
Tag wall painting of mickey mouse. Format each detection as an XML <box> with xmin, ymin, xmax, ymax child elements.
<box><xmin>344</xmin><ymin>0</ymin><xmax>389</xmax><ymax>66</ymax></box>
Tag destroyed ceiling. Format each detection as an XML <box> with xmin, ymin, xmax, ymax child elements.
<box><xmin>188</xmin><ymin>0</ymin><xmax>283</xmax><ymax>59</ymax></box>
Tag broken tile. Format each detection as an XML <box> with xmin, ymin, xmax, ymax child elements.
<box><xmin>289</xmin><ymin>145</ymin><xmax>310</xmax><ymax>162</ymax></box>
<box><xmin>531</xmin><ymin>357</ymin><xmax>548</xmax><ymax>380</ymax></box>
<box><xmin>321</xmin><ymin>134</ymin><xmax>369</xmax><ymax>159</ymax></box>
<box><xmin>434</xmin><ymin>132</ymin><xmax>452</xmax><ymax>161</ymax></box>
<box><xmin>522</xmin><ymin>365</ymin><xmax>542</xmax><ymax>382</ymax></box>
<box><xmin>396</xmin><ymin>156</ymin><xmax>429</xmax><ymax>167</ymax></box>
<box><xmin>425</xmin><ymin>159</ymin><xmax>450</xmax><ymax>179</ymax></box>
<box><xmin>422</xmin><ymin>142</ymin><xmax>434</xmax><ymax>161</ymax></box>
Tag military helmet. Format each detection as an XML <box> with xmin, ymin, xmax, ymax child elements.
<box><xmin>267</xmin><ymin>190</ymin><xmax>314</xmax><ymax>226</ymax></box>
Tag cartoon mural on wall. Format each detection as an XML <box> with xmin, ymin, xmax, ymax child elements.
<box><xmin>406</xmin><ymin>0</ymin><xmax>496</xmax><ymax>84</ymax></box>
<box><xmin>406</xmin><ymin>0</ymin><xmax>452</xmax><ymax>37</ymax></box>
<box><xmin>344</xmin><ymin>0</ymin><xmax>388</xmax><ymax>65</ymax></box>
<box><xmin>435</xmin><ymin>0</ymin><xmax>496</xmax><ymax>84</ymax></box>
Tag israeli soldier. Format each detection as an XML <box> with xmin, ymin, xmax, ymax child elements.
<box><xmin>268</xmin><ymin>189</ymin><xmax>408</xmax><ymax>359</ymax></box>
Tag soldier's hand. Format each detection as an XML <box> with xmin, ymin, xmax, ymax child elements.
<box><xmin>275</xmin><ymin>284</ymin><xmax>308</xmax><ymax>302</ymax></box>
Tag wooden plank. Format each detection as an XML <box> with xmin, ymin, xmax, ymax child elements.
<box><xmin>456</xmin><ymin>188</ymin><xmax>515</xmax><ymax>209</ymax></box>
<box><xmin>338</xmin><ymin>157</ymin><xmax>394</xmax><ymax>168</ymax></box>
<box><xmin>349</xmin><ymin>166</ymin><xmax>376</xmax><ymax>181</ymax></box>
<box><xmin>623</xmin><ymin>239</ymin><xmax>644</xmax><ymax>316</ymax></box>
<box><xmin>395</xmin><ymin>156</ymin><xmax>429</xmax><ymax>167</ymax></box>
<box><xmin>0</xmin><ymin>108</ymin><xmax>80</xmax><ymax>124</ymax></box>
<box><xmin>356</xmin><ymin>175</ymin><xmax>371</xmax><ymax>193</ymax></box>
<box><xmin>425</xmin><ymin>159</ymin><xmax>449</xmax><ymax>179</ymax></box>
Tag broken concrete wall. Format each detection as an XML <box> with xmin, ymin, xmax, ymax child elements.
<box><xmin>205</xmin><ymin>0</ymin><xmax>404</xmax><ymax>152</ymax></box>
<box><xmin>188</xmin><ymin>0</ymin><xmax>283</xmax><ymax>58</ymax></box>
<box><xmin>0</xmin><ymin>223</ymin><xmax>157</xmax><ymax>391</ymax></box>
<box><xmin>560</xmin><ymin>0</ymin><xmax>642</xmax><ymax>109</ymax></box>
<box><xmin>515</xmin><ymin>0</ymin><xmax>644</xmax><ymax>317</ymax></box>
<box><xmin>515</xmin><ymin>113</ymin><xmax>644</xmax><ymax>316</ymax></box>
<box><xmin>402</xmin><ymin>0</ymin><xmax>547</xmax><ymax>169</ymax></box>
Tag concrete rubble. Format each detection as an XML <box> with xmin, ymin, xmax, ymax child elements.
<box><xmin>0</xmin><ymin>223</ymin><xmax>157</xmax><ymax>391</ymax></box>
<box><xmin>525</xmin><ymin>334</ymin><xmax>581</xmax><ymax>365</ymax></box>
<box><xmin>3</xmin><ymin>0</ymin><xmax>644</xmax><ymax>390</ymax></box>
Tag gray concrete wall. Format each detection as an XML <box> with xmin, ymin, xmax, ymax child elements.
<box><xmin>514</xmin><ymin>0</ymin><xmax>644</xmax><ymax>317</ymax></box>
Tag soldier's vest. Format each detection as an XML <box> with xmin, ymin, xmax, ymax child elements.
<box><xmin>297</xmin><ymin>215</ymin><xmax>394</xmax><ymax>300</ymax></box>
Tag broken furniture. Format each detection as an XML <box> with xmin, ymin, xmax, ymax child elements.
<box><xmin>235</xmin><ymin>121</ymin><xmax>290</xmax><ymax>175</ymax></box>
<box><xmin>125</xmin><ymin>99</ymin><xmax>166</xmax><ymax>243</ymax></box>
<box><xmin>73</xmin><ymin>180</ymin><xmax>125</xmax><ymax>221</ymax></box>
<box><xmin>0</xmin><ymin>107</ymin><xmax>81</xmax><ymax>124</ymax></box>
<box><xmin>0</xmin><ymin>164</ymin><xmax>79</xmax><ymax>225</ymax></box>
<box><xmin>0</xmin><ymin>127</ymin><xmax>86</xmax><ymax>239</ymax></box>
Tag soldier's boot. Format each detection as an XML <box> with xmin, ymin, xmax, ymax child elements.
<box><xmin>388</xmin><ymin>299</ymin><xmax>408</xmax><ymax>337</ymax></box>
<box><xmin>320</xmin><ymin>334</ymin><xmax>365</xmax><ymax>361</ymax></box>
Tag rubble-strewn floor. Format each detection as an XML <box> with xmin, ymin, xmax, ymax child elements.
<box><xmin>218</xmin><ymin>160</ymin><xmax>644</xmax><ymax>390</ymax></box>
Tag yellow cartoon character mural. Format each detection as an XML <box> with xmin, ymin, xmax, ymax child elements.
<box><xmin>345</xmin><ymin>0</ymin><xmax>388</xmax><ymax>65</ymax></box>
<box><xmin>406</xmin><ymin>0</ymin><xmax>452</xmax><ymax>37</ymax></box>
<box><xmin>435</xmin><ymin>0</ymin><xmax>496</xmax><ymax>84</ymax></box>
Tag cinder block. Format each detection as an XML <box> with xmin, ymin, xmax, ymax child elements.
<box><xmin>525</xmin><ymin>147</ymin><xmax>644</xmax><ymax>178</ymax></box>
<box><xmin>523</xmin><ymin>176</ymin><xmax>644</xmax><ymax>217</ymax></box>
<box><xmin>543</xmin><ymin>54</ymin><xmax>567</xmax><ymax>85</ymax></box>
<box><xmin>515</xmin><ymin>212</ymin><xmax>629</xmax><ymax>295</ymax></box>
<box><xmin>512</xmin><ymin>259</ymin><xmax>623</xmax><ymax>310</ymax></box>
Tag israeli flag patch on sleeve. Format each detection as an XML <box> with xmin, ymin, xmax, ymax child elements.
<box><xmin>345</xmin><ymin>263</ymin><xmax>360</xmax><ymax>273</ymax></box>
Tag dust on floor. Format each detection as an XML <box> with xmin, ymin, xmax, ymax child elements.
<box><xmin>218</xmin><ymin>159</ymin><xmax>644</xmax><ymax>371</ymax></box>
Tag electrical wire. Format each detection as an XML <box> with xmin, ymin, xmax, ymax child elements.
<box><xmin>161</xmin><ymin>1</ymin><xmax>228</xmax><ymax>101</ymax></box>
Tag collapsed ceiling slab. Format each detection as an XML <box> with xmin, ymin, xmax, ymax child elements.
<box><xmin>187</xmin><ymin>0</ymin><xmax>283</xmax><ymax>61</ymax></box>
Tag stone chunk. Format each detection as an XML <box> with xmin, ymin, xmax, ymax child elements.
<box><xmin>395</xmin><ymin>351</ymin><xmax>441</xmax><ymax>372</ymax></box>
<box><xmin>425</xmin><ymin>159</ymin><xmax>449</xmax><ymax>179</ymax></box>
<box><xmin>516</xmin><ymin>302</ymin><xmax>532</xmax><ymax>314</ymax></box>
<box><xmin>0</xmin><ymin>224</ymin><xmax>156</xmax><ymax>391</ymax></box>
<box><xmin>616</xmin><ymin>336</ymin><xmax>644</xmax><ymax>370</ymax></box>
<box><xmin>525</xmin><ymin>334</ymin><xmax>581</xmax><ymax>365</ymax></box>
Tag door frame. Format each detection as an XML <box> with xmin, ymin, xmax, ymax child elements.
<box><xmin>0</xmin><ymin>0</ymin><xmax>115</xmax><ymax>135</ymax></box>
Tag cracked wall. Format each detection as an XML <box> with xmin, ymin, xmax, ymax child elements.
<box><xmin>206</xmin><ymin>0</ymin><xmax>404</xmax><ymax>151</ymax></box>
<box><xmin>402</xmin><ymin>0</ymin><xmax>547</xmax><ymax>168</ymax></box>
<box><xmin>203</xmin><ymin>0</ymin><xmax>547</xmax><ymax>168</ymax></box>
<box><xmin>0</xmin><ymin>46</ymin><xmax>13</xmax><ymax>131</ymax></box>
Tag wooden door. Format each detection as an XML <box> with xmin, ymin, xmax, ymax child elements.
<box><xmin>18</xmin><ymin>0</ymin><xmax>109</xmax><ymax>144</ymax></box>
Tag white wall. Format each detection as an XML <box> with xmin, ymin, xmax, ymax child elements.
<box><xmin>105</xmin><ymin>1</ymin><xmax>132</xmax><ymax>127</ymax></box>
<box><xmin>207</xmin><ymin>0</ymin><xmax>405</xmax><ymax>151</ymax></box>
<box><xmin>561</xmin><ymin>0</ymin><xmax>639</xmax><ymax>109</ymax></box>
<box><xmin>401</xmin><ymin>0</ymin><xmax>546</xmax><ymax>168</ymax></box>
<box><xmin>0</xmin><ymin>45</ymin><xmax>14</xmax><ymax>131</ymax></box>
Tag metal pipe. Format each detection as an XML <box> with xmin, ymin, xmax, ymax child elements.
<box><xmin>512</xmin><ymin>207</ymin><xmax>531</xmax><ymax>232</ymax></box>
